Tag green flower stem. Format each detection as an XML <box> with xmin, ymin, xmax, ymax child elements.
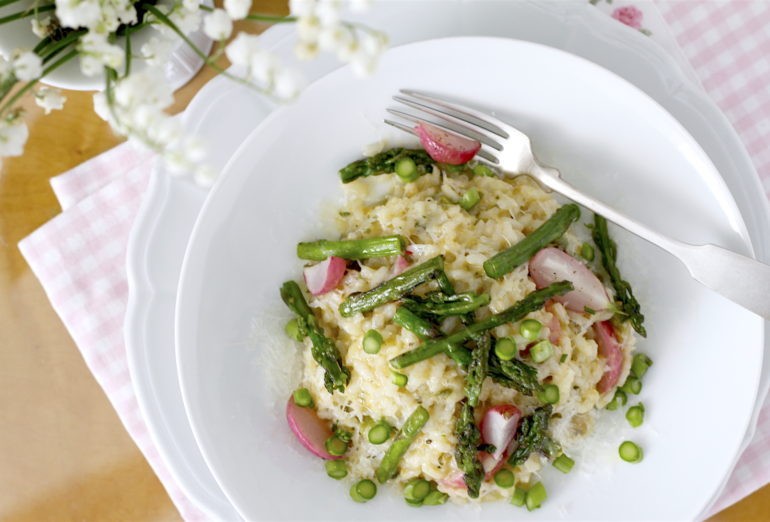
<box><xmin>33</xmin><ymin>35</ymin><xmax>54</xmax><ymax>55</ymax></box>
<box><xmin>0</xmin><ymin>49</ymin><xmax>77</xmax><ymax>117</ymax></box>
<box><xmin>39</xmin><ymin>29</ymin><xmax>87</xmax><ymax>64</ymax></box>
<box><xmin>0</xmin><ymin>3</ymin><xmax>55</xmax><ymax>25</ymax></box>
<box><xmin>244</xmin><ymin>13</ymin><xmax>298</xmax><ymax>23</ymax></box>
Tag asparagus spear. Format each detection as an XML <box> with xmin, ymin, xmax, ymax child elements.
<box><xmin>592</xmin><ymin>214</ymin><xmax>646</xmax><ymax>337</ymax></box>
<box><xmin>465</xmin><ymin>334</ymin><xmax>490</xmax><ymax>408</ymax></box>
<box><xmin>297</xmin><ymin>235</ymin><xmax>406</xmax><ymax>261</ymax></box>
<box><xmin>507</xmin><ymin>405</ymin><xmax>555</xmax><ymax>466</ymax></box>
<box><xmin>375</xmin><ymin>405</ymin><xmax>430</xmax><ymax>483</ymax></box>
<box><xmin>401</xmin><ymin>292</ymin><xmax>491</xmax><ymax>317</ymax></box>
<box><xmin>435</xmin><ymin>270</ymin><xmax>456</xmax><ymax>296</ymax></box>
<box><xmin>339</xmin><ymin>256</ymin><xmax>447</xmax><ymax>317</ymax></box>
<box><xmin>452</xmin><ymin>335</ymin><xmax>490</xmax><ymax>497</ymax></box>
<box><xmin>389</xmin><ymin>281</ymin><xmax>573</xmax><ymax>369</ymax></box>
<box><xmin>393</xmin><ymin>306</ymin><xmax>472</xmax><ymax>367</ymax></box>
<box><xmin>393</xmin><ymin>306</ymin><xmax>439</xmax><ymax>339</ymax></box>
<box><xmin>454</xmin><ymin>400</ymin><xmax>484</xmax><ymax>498</ymax></box>
<box><xmin>280</xmin><ymin>281</ymin><xmax>350</xmax><ymax>393</ymax></box>
<box><xmin>487</xmin><ymin>355</ymin><xmax>542</xmax><ymax>396</ymax></box>
<box><xmin>339</xmin><ymin>148</ymin><xmax>435</xmax><ymax>184</ymax></box>
<box><xmin>483</xmin><ymin>204</ymin><xmax>581</xmax><ymax>279</ymax></box>
<box><xmin>445</xmin><ymin>344</ymin><xmax>472</xmax><ymax>367</ymax></box>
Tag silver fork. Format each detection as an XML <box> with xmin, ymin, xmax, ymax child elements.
<box><xmin>386</xmin><ymin>89</ymin><xmax>770</xmax><ymax>320</ymax></box>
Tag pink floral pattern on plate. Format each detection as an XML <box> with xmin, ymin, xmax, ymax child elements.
<box><xmin>590</xmin><ymin>1</ymin><xmax>652</xmax><ymax>36</ymax></box>
<box><xmin>612</xmin><ymin>5</ymin><xmax>644</xmax><ymax>29</ymax></box>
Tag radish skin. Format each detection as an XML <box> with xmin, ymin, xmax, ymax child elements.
<box><xmin>529</xmin><ymin>247</ymin><xmax>611</xmax><ymax>312</ymax></box>
<box><xmin>595</xmin><ymin>320</ymin><xmax>624</xmax><ymax>393</ymax></box>
<box><xmin>392</xmin><ymin>254</ymin><xmax>411</xmax><ymax>276</ymax></box>
<box><xmin>286</xmin><ymin>396</ymin><xmax>340</xmax><ymax>459</ymax></box>
<box><xmin>415</xmin><ymin>122</ymin><xmax>481</xmax><ymax>165</ymax></box>
<box><xmin>303</xmin><ymin>256</ymin><xmax>346</xmax><ymax>295</ymax></box>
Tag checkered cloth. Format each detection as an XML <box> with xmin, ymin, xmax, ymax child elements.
<box><xmin>17</xmin><ymin>2</ymin><xmax>770</xmax><ymax>519</ymax></box>
<box><xmin>19</xmin><ymin>146</ymin><xmax>206</xmax><ymax>521</ymax></box>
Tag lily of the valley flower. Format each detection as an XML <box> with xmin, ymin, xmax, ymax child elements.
<box><xmin>0</xmin><ymin>0</ymin><xmax>388</xmax><ymax>186</ymax></box>
<box><xmin>0</xmin><ymin>117</ymin><xmax>29</xmax><ymax>158</ymax></box>
<box><xmin>203</xmin><ymin>8</ymin><xmax>233</xmax><ymax>40</ymax></box>
<box><xmin>34</xmin><ymin>87</ymin><xmax>66</xmax><ymax>114</ymax></box>
<box><xmin>12</xmin><ymin>51</ymin><xmax>43</xmax><ymax>82</ymax></box>
<box><xmin>77</xmin><ymin>32</ymin><xmax>124</xmax><ymax>77</ymax></box>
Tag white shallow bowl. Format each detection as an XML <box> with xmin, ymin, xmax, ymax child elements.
<box><xmin>176</xmin><ymin>37</ymin><xmax>762</xmax><ymax>520</ymax></box>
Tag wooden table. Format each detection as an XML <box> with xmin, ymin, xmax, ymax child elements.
<box><xmin>1</xmin><ymin>3</ymin><xmax>768</xmax><ymax>520</ymax></box>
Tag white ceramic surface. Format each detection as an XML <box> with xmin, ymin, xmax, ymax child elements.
<box><xmin>0</xmin><ymin>1</ymin><xmax>212</xmax><ymax>91</ymax></box>
<box><xmin>126</xmin><ymin>1</ymin><xmax>770</xmax><ymax>518</ymax></box>
<box><xmin>175</xmin><ymin>37</ymin><xmax>763</xmax><ymax>521</ymax></box>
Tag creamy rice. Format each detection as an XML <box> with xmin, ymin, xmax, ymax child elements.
<box><xmin>298</xmin><ymin>170</ymin><xmax>635</xmax><ymax>502</ymax></box>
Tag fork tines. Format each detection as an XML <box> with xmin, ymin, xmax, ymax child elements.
<box><xmin>386</xmin><ymin>89</ymin><xmax>516</xmax><ymax>165</ymax></box>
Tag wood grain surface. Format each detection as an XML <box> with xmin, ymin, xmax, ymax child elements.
<box><xmin>0</xmin><ymin>2</ymin><xmax>768</xmax><ymax>520</ymax></box>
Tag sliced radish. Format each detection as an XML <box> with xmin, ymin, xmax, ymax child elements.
<box><xmin>595</xmin><ymin>321</ymin><xmax>624</xmax><ymax>393</ymax></box>
<box><xmin>480</xmin><ymin>405</ymin><xmax>521</xmax><ymax>462</ymax></box>
<box><xmin>480</xmin><ymin>452</ymin><xmax>508</xmax><ymax>480</ymax></box>
<box><xmin>415</xmin><ymin>121</ymin><xmax>481</xmax><ymax>165</ymax></box>
<box><xmin>440</xmin><ymin>405</ymin><xmax>522</xmax><ymax>490</ymax></box>
<box><xmin>440</xmin><ymin>470</ymin><xmax>467</xmax><ymax>489</ymax></box>
<box><xmin>286</xmin><ymin>396</ymin><xmax>340</xmax><ymax>459</ymax></box>
<box><xmin>545</xmin><ymin>302</ymin><xmax>562</xmax><ymax>344</ymax></box>
<box><xmin>529</xmin><ymin>247</ymin><xmax>611</xmax><ymax>312</ymax></box>
<box><xmin>303</xmin><ymin>256</ymin><xmax>346</xmax><ymax>295</ymax></box>
<box><xmin>392</xmin><ymin>254</ymin><xmax>411</xmax><ymax>276</ymax></box>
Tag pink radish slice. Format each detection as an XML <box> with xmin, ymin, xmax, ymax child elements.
<box><xmin>529</xmin><ymin>247</ymin><xmax>611</xmax><ymax>312</ymax></box>
<box><xmin>392</xmin><ymin>254</ymin><xmax>411</xmax><ymax>276</ymax></box>
<box><xmin>285</xmin><ymin>396</ymin><xmax>340</xmax><ymax>459</ymax></box>
<box><xmin>595</xmin><ymin>321</ymin><xmax>624</xmax><ymax>393</ymax></box>
<box><xmin>415</xmin><ymin>122</ymin><xmax>481</xmax><ymax>165</ymax></box>
<box><xmin>480</xmin><ymin>452</ymin><xmax>507</xmax><ymax>480</ymax></box>
<box><xmin>546</xmin><ymin>303</ymin><xmax>562</xmax><ymax>344</ymax></box>
<box><xmin>480</xmin><ymin>405</ymin><xmax>521</xmax><ymax>462</ymax></box>
<box><xmin>303</xmin><ymin>256</ymin><xmax>346</xmax><ymax>295</ymax></box>
<box><xmin>441</xmin><ymin>405</ymin><xmax>522</xmax><ymax>489</ymax></box>
<box><xmin>440</xmin><ymin>471</ymin><xmax>467</xmax><ymax>489</ymax></box>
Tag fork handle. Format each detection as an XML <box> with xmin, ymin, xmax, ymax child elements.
<box><xmin>535</xmin><ymin>168</ymin><xmax>770</xmax><ymax>320</ymax></box>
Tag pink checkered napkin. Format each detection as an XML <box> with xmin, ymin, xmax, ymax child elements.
<box><xmin>17</xmin><ymin>143</ymin><xmax>205</xmax><ymax>521</ymax></box>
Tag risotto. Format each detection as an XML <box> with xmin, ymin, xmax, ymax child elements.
<box><xmin>281</xmin><ymin>147</ymin><xmax>647</xmax><ymax>508</ymax></box>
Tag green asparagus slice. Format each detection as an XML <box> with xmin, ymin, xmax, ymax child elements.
<box><xmin>445</xmin><ymin>344</ymin><xmax>472</xmax><ymax>367</ymax></box>
<box><xmin>280</xmin><ymin>281</ymin><xmax>350</xmax><ymax>393</ymax></box>
<box><xmin>592</xmin><ymin>214</ymin><xmax>646</xmax><ymax>337</ymax></box>
<box><xmin>465</xmin><ymin>334</ymin><xmax>491</xmax><ymax>408</ymax></box>
<box><xmin>297</xmin><ymin>235</ymin><xmax>406</xmax><ymax>261</ymax></box>
<box><xmin>402</xmin><ymin>292</ymin><xmax>491</xmax><ymax>317</ymax></box>
<box><xmin>375</xmin><ymin>406</ymin><xmax>430</xmax><ymax>483</ymax></box>
<box><xmin>454</xmin><ymin>400</ymin><xmax>484</xmax><ymax>498</ymax></box>
<box><xmin>483</xmin><ymin>204</ymin><xmax>581</xmax><ymax>279</ymax></box>
<box><xmin>339</xmin><ymin>148</ymin><xmax>435</xmax><ymax>183</ymax></box>
<box><xmin>339</xmin><ymin>256</ymin><xmax>446</xmax><ymax>317</ymax></box>
<box><xmin>507</xmin><ymin>405</ymin><xmax>554</xmax><ymax>466</ymax></box>
<box><xmin>393</xmin><ymin>306</ymin><xmax>472</xmax><ymax>367</ymax></box>
<box><xmin>393</xmin><ymin>306</ymin><xmax>439</xmax><ymax>340</ymax></box>
<box><xmin>487</xmin><ymin>355</ymin><xmax>542</xmax><ymax>396</ymax></box>
<box><xmin>389</xmin><ymin>281</ymin><xmax>573</xmax><ymax>369</ymax></box>
<box><xmin>435</xmin><ymin>270</ymin><xmax>456</xmax><ymax>296</ymax></box>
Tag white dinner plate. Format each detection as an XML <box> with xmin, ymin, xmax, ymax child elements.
<box><xmin>126</xmin><ymin>1</ymin><xmax>770</xmax><ymax>518</ymax></box>
<box><xmin>175</xmin><ymin>37</ymin><xmax>763</xmax><ymax>521</ymax></box>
